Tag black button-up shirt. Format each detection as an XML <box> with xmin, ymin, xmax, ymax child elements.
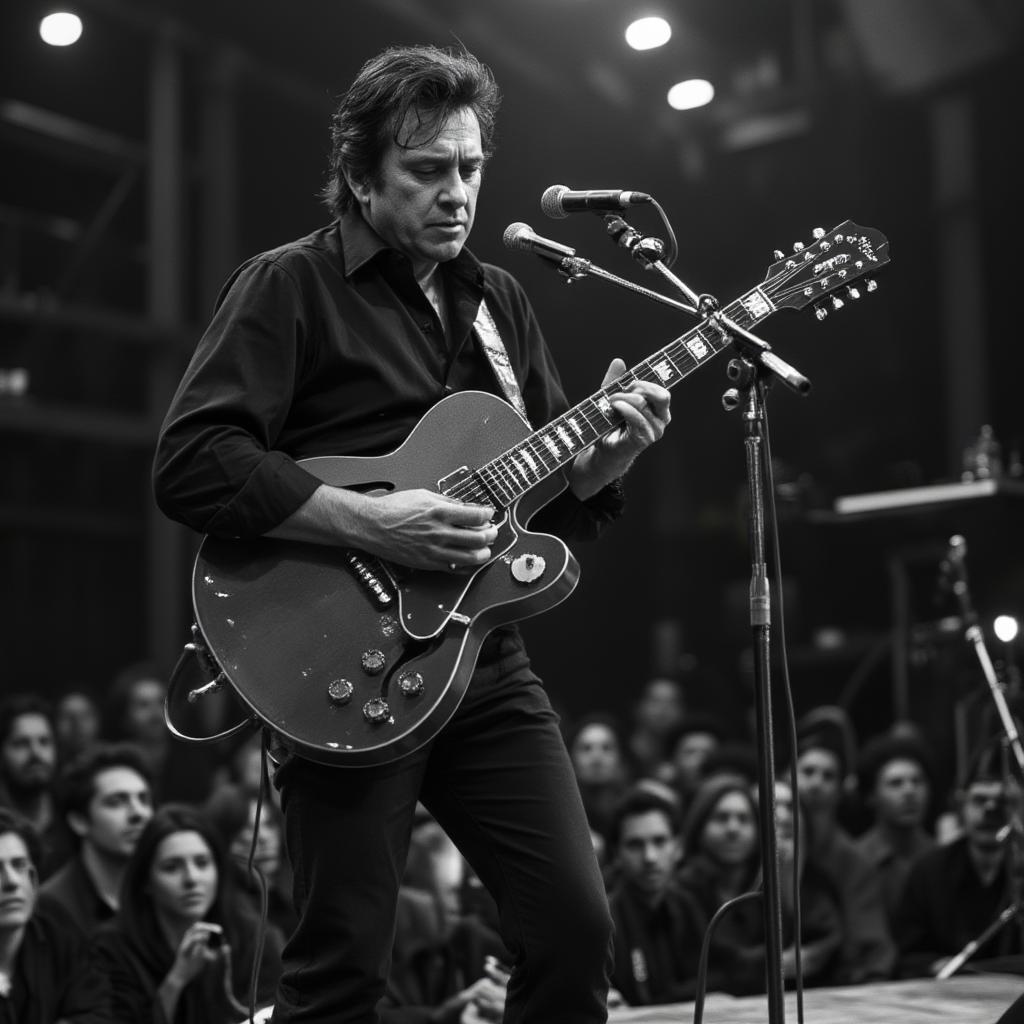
<box><xmin>154</xmin><ymin>209</ymin><xmax>622</xmax><ymax>541</ymax></box>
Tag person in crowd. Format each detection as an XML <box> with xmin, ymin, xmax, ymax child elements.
<box><xmin>567</xmin><ymin>712</ymin><xmax>632</xmax><ymax>855</ymax></box>
<box><xmin>892</xmin><ymin>735</ymin><xmax>1024</xmax><ymax>977</ymax></box>
<box><xmin>94</xmin><ymin>804</ymin><xmax>284</xmax><ymax>1023</ymax></box>
<box><xmin>0</xmin><ymin>807</ymin><xmax>111</xmax><ymax>1023</ymax></box>
<box><xmin>699</xmin><ymin>741</ymin><xmax>758</xmax><ymax>788</ymax></box>
<box><xmin>39</xmin><ymin>743</ymin><xmax>154</xmax><ymax>936</ymax></box>
<box><xmin>853</xmin><ymin>730</ymin><xmax>935</xmax><ymax>927</ymax></box>
<box><xmin>794</xmin><ymin>709</ymin><xmax>895</xmax><ymax>983</ymax></box>
<box><xmin>663</xmin><ymin>713</ymin><xmax>729</xmax><ymax>809</ymax></box>
<box><xmin>605</xmin><ymin>786</ymin><xmax>704</xmax><ymax>1005</ymax></box>
<box><xmin>382</xmin><ymin>812</ymin><xmax>509</xmax><ymax>1023</ymax></box>
<box><xmin>626</xmin><ymin>678</ymin><xmax>687</xmax><ymax>779</ymax></box>
<box><xmin>203</xmin><ymin>782</ymin><xmax>296</xmax><ymax>938</ymax></box>
<box><xmin>152</xmin><ymin>42</ymin><xmax>672</xmax><ymax>1024</ymax></box>
<box><xmin>53</xmin><ymin>689</ymin><xmax>102</xmax><ymax>764</ymax></box>
<box><xmin>0</xmin><ymin>695</ymin><xmax>66</xmax><ymax>878</ymax></box>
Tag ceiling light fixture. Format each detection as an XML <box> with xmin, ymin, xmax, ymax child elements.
<box><xmin>667</xmin><ymin>78</ymin><xmax>714</xmax><ymax>110</ymax></box>
<box><xmin>625</xmin><ymin>17</ymin><xmax>671</xmax><ymax>51</ymax></box>
<box><xmin>39</xmin><ymin>11</ymin><xmax>83</xmax><ymax>47</ymax></box>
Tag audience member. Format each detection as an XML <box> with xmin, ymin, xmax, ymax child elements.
<box><xmin>39</xmin><ymin>744</ymin><xmax>154</xmax><ymax>936</ymax></box>
<box><xmin>892</xmin><ymin>736</ymin><xmax>1024</xmax><ymax>977</ymax></box>
<box><xmin>854</xmin><ymin>731</ymin><xmax>935</xmax><ymax>927</ymax></box>
<box><xmin>626</xmin><ymin>678</ymin><xmax>687</xmax><ymax>779</ymax></box>
<box><xmin>0</xmin><ymin>695</ymin><xmax>66</xmax><ymax>877</ymax></box>
<box><xmin>53</xmin><ymin>690</ymin><xmax>102</xmax><ymax>763</ymax></box>
<box><xmin>676</xmin><ymin>776</ymin><xmax>766</xmax><ymax>995</ymax></box>
<box><xmin>94</xmin><ymin>804</ymin><xmax>284</xmax><ymax>1023</ymax></box>
<box><xmin>382</xmin><ymin>814</ymin><xmax>509</xmax><ymax>1023</ymax></box>
<box><xmin>567</xmin><ymin>713</ymin><xmax>632</xmax><ymax>854</ymax></box>
<box><xmin>0</xmin><ymin>807</ymin><xmax>110</xmax><ymax>1022</ymax></box>
<box><xmin>663</xmin><ymin>713</ymin><xmax>729</xmax><ymax>808</ymax></box>
<box><xmin>794</xmin><ymin>710</ymin><xmax>895</xmax><ymax>983</ymax></box>
<box><xmin>203</xmin><ymin>782</ymin><xmax>296</xmax><ymax>938</ymax></box>
<box><xmin>605</xmin><ymin>787</ymin><xmax>703</xmax><ymax>1005</ymax></box>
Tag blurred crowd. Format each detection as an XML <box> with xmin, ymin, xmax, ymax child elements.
<box><xmin>0</xmin><ymin>667</ymin><xmax>1022</xmax><ymax>1022</ymax></box>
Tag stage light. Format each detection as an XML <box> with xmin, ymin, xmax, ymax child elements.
<box><xmin>40</xmin><ymin>11</ymin><xmax>83</xmax><ymax>47</ymax></box>
<box><xmin>667</xmin><ymin>78</ymin><xmax>714</xmax><ymax>110</ymax></box>
<box><xmin>994</xmin><ymin>615</ymin><xmax>1019</xmax><ymax>643</ymax></box>
<box><xmin>625</xmin><ymin>17</ymin><xmax>671</xmax><ymax>51</ymax></box>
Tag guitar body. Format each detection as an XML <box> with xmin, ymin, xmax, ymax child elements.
<box><xmin>192</xmin><ymin>391</ymin><xmax>579</xmax><ymax>767</ymax></box>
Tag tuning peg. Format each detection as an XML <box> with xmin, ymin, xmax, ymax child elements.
<box><xmin>866</xmin><ymin>279</ymin><xmax>878</xmax><ymax>292</ymax></box>
<box><xmin>831</xmin><ymin>295</ymin><xmax>845</xmax><ymax>311</ymax></box>
<box><xmin>812</xmin><ymin>227</ymin><xmax>826</xmax><ymax>239</ymax></box>
<box><xmin>845</xmin><ymin>285</ymin><xmax>861</xmax><ymax>300</ymax></box>
<box><xmin>814</xmin><ymin>303</ymin><xmax>828</xmax><ymax>321</ymax></box>
<box><xmin>772</xmin><ymin>249</ymin><xmax>785</xmax><ymax>261</ymax></box>
<box><xmin>793</xmin><ymin>241</ymin><xmax>805</xmax><ymax>252</ymax></box>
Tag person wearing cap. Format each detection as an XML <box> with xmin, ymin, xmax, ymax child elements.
<box><xmin>853</xmin><ymin>731</ymin><xmax>935</xmax><ymax>928</ymax></box>
<box><xmin>892</xmin><ymin>735</ymin><xmax>1024</xmax><ymax>978</ymax></box>
<box><xmin>794</xmin><ymin>708</ymin><xmax>895</xmax><ymax>983</ymax></box>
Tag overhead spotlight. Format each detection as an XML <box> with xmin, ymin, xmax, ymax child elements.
<box><xmin>40</xmin><ymin>11</ymin><xmax>83</xmax><ymax>47</ymax></box>
<box><xmin>667</xmin><ymin>79</ymin><xmax>715</xmax><ymax>110</ymax></box>
<box><xmin>625</xmin><ymin>17</ymin><xmax>671</xmax><ymax>51</ymax></box>
<box><xmin>994</xmin><ymin>615</ymin><xmax>1019</xmax><ymax>643</ymax></box>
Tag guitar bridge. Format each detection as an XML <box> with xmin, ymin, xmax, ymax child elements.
<box><xmin>343</xmin><ymin>551</ymin><xmax>396</xmax><ymax>608</ymax></box>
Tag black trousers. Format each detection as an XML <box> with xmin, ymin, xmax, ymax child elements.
<box><xmin>271</xmin><ymin>639</ymin><xmax>613</xmax><ymax>1023</ymax></box>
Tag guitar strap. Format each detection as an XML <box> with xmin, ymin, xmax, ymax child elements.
<box><xmin>472</xmin><ymin>298</ymin><xmax>530</xmax><ymax>423</ymax></box>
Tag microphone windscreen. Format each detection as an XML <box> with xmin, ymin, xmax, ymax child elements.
<box><xmin>540</xmin><ymin>185</ymin><xmax>569</xmax><ymax>220</ymax></box>
<box><xmin>502</xmin><ymin>222</ymin><xmax>533</xmax><ymax>250</ymax></box>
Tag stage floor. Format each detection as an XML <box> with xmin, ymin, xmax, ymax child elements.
<box><xmin>608</xmin><ymin>974</ymin><xmax>1023</xmax><ymax>1023</ymax></box>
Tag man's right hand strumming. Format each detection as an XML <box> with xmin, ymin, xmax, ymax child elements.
<box><xmin>267</xmin><ymin>483</ymin><xmax>497</xmax><ymax>572</ymax></box>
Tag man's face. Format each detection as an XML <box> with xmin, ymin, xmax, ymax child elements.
<box><xmin>635</xmin><ymin>680</ymin><xmax>685</xmax><ymax>736</ymax></box>
<box><xmin>71</xmin><ymin>766</ymin><xmax>153</xmax><ymax>860</ymax></box>
<box><xmin>571</xmin><ymin>724</ymin><xmax>624</xmax><ymax>785</ymax></box>
<box><xmin>0</xmin><ymin>832</ymin><xmax>37</xmax><ymax>932</ymax></box>
<box><xmin>1</xmin><ymin>713</ymin><xmax>56</xmax><ymax>793</ymax></box>
<box><xmin>617</xmin><ymin>810</ymin><xmax>680</xmax><ymax>898</ymax></box>
<box><xmin>962</xmin><ymin>779</ymin><xmax>1020</xmax><ymax>850</ymax></box>
<box><xmin>55</xmin><ymin>693</ymin><xmax>100</xmax><ymax>754</ymax></box>
<box><xmin>796</xmin><ymin>748</ymin><xmax>842</xmax><ymax>816</ymax></box>
<box><xmin>701</xmin><ymin>791</ymin><xmax>758</xmax><ymax>866</ymax></box>
<box><xmin>352</xmin><ymin>106</ymin><xmax>483</xmax><ymax>278</ymax></box>
<box><xmin>873</xmin><ymin>757</ymin><xmax>929</xmax><ymax>829</ymax></box>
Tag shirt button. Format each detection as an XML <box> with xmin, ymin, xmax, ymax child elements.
<box><xmin>420</xmin><ymin>320</ymin><xmax>432</xmax><ymax>331</ymax></box>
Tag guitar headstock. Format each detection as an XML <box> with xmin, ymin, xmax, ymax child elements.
<box><xmin>760</xmin><ymin>221</ymin><xmax>890</xmax><ymax>318</ymax></box>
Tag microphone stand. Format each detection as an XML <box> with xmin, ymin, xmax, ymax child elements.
<box><xmin>549</xmin><ymin>220</ymin><xmax>812</xmax><ymax>1024</ymax></box>
<box><xmin>936</xmin><ymin>537</ymin><xmax>1024</xmax><ymax>978</ymax></box>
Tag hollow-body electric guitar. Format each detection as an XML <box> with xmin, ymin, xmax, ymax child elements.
<box><xmin>188</xmin><ymin>221</ymin><xmax>889</xmax><ymax>766</ymax></box>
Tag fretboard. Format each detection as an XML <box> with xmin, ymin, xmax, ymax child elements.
<box><xmin>460</xmin><ymin>286</ymin><xmax>775</xmax><ymax>508</ymax></box>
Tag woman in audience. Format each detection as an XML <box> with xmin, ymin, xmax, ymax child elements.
<box><xmin>95</xmin><ymin>804</ymin><xmax>283</xmax><ymax>1023</ymax></box>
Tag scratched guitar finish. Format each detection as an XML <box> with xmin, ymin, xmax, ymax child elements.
<box><xmin>191</xmin><ymin>221</ymin><xmax>890</xmax><ymax>766</ymax></box>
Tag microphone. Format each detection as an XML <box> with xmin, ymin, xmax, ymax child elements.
<box><xmin>502</xmin><ymin>222</ymin><xmax>576</xmax><ymax>262</ymax></box>
<box><xmin>541</xmin><ymin>184</ymin><xmax>653</xmax><ymax>219</ymax></box>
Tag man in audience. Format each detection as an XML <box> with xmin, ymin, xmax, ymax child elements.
<box><xmin>0</xmin><ymin>807</ymin><xmax>110</xmax><ymax>1021</ymax></box>
<box><xmin>854</xmin><ymin>731</ymin><xmax>935</xmax><ymax>927</ymax></box>
<box><xmin>0</xmin><ymin>695</ymin><xmax>64</xmax><ymax>877</ymax></box>
<box><xmin>626</xmin><ymin>678</ymin><xmax>687</xmax><ymax>779</ymax></box>
<box><xmin>53</xmin><ymin>689</ymin><xmax>102</xmax><ymax>763</ymax></box>
<box><xmin>893</xmin><ymin>736</ymin><xmax>1024</xmax><ymax>977</ymax></box>
<box><xmin>663</xmin><ymin>713</ymin><xmax>728</xmax><ymax>809</ymax></box>
<box><xmin>606</xmin><ymin>787</ymin><xmax>704</xmax><ymax>1005</ymax></box>
<box><xmin>795</xmin><ymin>710</ymin><xmax>895</xmax><ymax>983</ymax></box>
<box><xmin>38</xmin><ymin>743</ymin><xmax>153</xmax><ymax>935</ymax></box>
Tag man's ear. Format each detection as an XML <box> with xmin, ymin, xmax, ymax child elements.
<box><xmin>67</xmin><ymin>810</ymin><xmax>89</xmax><ymax>839</ymax></box>
<box><xmin>344</xmin><ymin>168</ymin><xmax>372</xmax><ymax>208</ymax></box>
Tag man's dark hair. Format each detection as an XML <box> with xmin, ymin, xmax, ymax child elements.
<box><xmin>0</xmin><ymin>806</ymin><xmax>42</xmax><ymax>870</ymax></box>
<box><xmin>607</xmin><ymin>786</ymin><xmax>680</xmax><ymax>851</ymax></box>
<box><xmin>321</xmin><ymin>44</ymin><xmax>501</xmax><ymax>217</ymax></box>
<box><xmin>0</xmin><ymin>694</ymin><xmax>55</xmax><ymax>747</ymax></box>
<box><xmin>57</xmin><ymin>742</ymin><xmax>153</xmax><ymax>821</ymax></box>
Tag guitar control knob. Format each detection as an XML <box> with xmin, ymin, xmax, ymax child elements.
<box><xmin>510</xmin><ymin>553</ymin><xmax>546</xmax><ymax>584</ymax></box>
<box><xmin>397</xmin><ymin>671</ymin><xmax>424</xmax><ymax>697</ymax></box>
<box><xmin>327</xmin><ymin>679</ymin><xmax>354</xmax><ymax>706</ymax></box>
<box><xmin>361</xmin><ymin>649</ymin><xmax>386</xmax><ymax>675</ymax></box>
<box><xmin>363</xmin><ymin>698</ymin><xmax>390</xmax><ymax>724</ymax></box>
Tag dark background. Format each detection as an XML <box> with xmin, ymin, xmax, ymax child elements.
<box><xmin>2</xmin><ymin>0</ymin><xmax>1022</xmax><ymax>759</ymax></box>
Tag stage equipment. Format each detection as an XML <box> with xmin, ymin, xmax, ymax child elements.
<box><xmin>540</xmin><ymin>184</ymin><xmax>653</xmax><ymax>218</ymax></box>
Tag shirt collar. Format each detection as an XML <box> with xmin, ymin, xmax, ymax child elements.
<box><xmin>337</xmin><ymin>207</ymin><xmax>486</xmax><ymax>289</ymax></box>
